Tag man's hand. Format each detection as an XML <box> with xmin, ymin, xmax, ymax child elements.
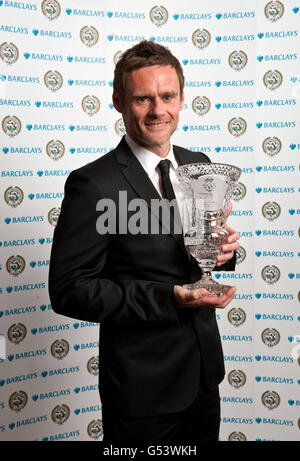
<box><xmin>215</xmin><ymin>202</ymin><xmax>240</xmax><ymax>267</ymax></box>
<box><xmin>174</xmin><ymin>285</ymin><xmax>236</xmax><ymax>309</ymax></box>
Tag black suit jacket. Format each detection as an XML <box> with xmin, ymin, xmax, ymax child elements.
<box><xmin>49</xmin><ymin>137</ymin><xmax>236</xmax><ymax>418</ymax></box>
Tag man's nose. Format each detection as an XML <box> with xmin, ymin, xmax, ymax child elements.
<box><xmin>149</xmin><ymin>97</ymin><xmax>164</xmax><ymax>117</ymax></box>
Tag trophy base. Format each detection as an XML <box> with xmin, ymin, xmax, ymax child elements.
<box><xmin>183</xmin><ymin>279</ymin><xmax>232</xmax><ymax>296</ymax></box>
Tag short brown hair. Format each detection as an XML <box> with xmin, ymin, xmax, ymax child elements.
<box><xmin>113</xmin><ymin>40</ymin><xmax>185</xmax><ymax>100</ymax></box>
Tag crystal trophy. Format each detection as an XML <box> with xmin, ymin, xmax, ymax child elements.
<box><xmin>176</xmin><ymin>162</ymin><xmax>241</xmax><ymax>294</ymax></box>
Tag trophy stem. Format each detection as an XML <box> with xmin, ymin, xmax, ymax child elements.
<box><xmin>183</xmin><ymin>267</ymin><xmax>231</xmax><ymax>296</ymax></box>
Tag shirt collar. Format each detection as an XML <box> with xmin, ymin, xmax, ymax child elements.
<box><xmin>125</xmin><ymin>134</ymin><xmax>178</xmax><ymax>176</ymax></box>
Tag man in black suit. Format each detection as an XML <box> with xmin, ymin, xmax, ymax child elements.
<box><xmin>49</xmin><ymin>41</ymin><xmax>240</xmax><ymax>443</ymax></box>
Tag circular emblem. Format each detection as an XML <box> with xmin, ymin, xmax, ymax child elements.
<box><xmin>262</xmin><ymin>201</ymin><xmax>281</xmax><ymax>221</ymax></box>
<box><xmin>228</xmin><ymin>50</ymin><xmax>248</xmax><ymax>71</ymax></box>
<box><xmin>192</xmin><ymin>29</ymin><xmax>211</xmax><ymax>49</ymax></box>
<box><xmin>115</xmin><ymin>118</ymin><xmax>126</xmax><ymax>136</ymax></box>
<box><xmin>113</xmin><ymin>50</ymin><xmax>123</xmax><ymax>66</ymax></box>
<box><xmin>228</xmin><ymin>117</ymin><xmax>247</xmax><ymax>137</ymax></box>
<box><xmin>82</xmin><ymin>95</ymin><xmax>100</xmax><ymax>116</ymax></box>
<box><xmin>41</xmin><ymin>0</ymin><xmax>61</xmax><ymax>20</ymax></box>
<box><xmin>261</xmin><ymin>328</ymin><xmax>280</xmax><ymax>347</ymax></box>
<box><xmin>192</xmin><ymin>96</ymin><xmax>211</xmax><ymax>116</ymax></box>
<box><xmin>228</xmin><ymin>370</ymin><xmax>246</xmax><ymax>389</ymax></box>
<box><xmin>232</xmin><ymin>182</ymin><xmax>246</xmax><ymax>201</ymax></box>
<box><xmin>2</xmin><ymin>115</ymin><xmax>21</xmax><ymax>137</ymax></box>
<box><xmin>262</xmin><ymin>136</ymin><xmax>281</xmax><ymax>157</ymax></box>
<box><xmin>46</xmin><ymin>140</ymin><xmax>65</xmax><ymax>160</ymax></box>
<box><xmin>6</xmin><ymin>255</ymin><xmax>25</xmax><ymax>276</ymax></box>
<box><xmin>7</xmin><ymin>323</ymin><xmax>27</xmax><ymax>345</ymax></box>
<box><xmin>4</xmin><ymin>186</ymin><xmax>24</xmax><ymax>208</ymax></box>
<box><xmin>262</xmin><ymin>390</ymin><xmax>280</xmax><ymax>410</ymax></box>
<box><xmin>265</xmin><ymin>1</ymin><xmax>284</xmax><ymax>22</ymax></box>
<box><xmin>0</xmin><ymin>42</ymin><xmax>19</xmax><ymax>65</ymax></box>
<box><xmin>48</xmin><ymin>207</ymin><xmax>61</xmax><ymax>226</ymax></box>
<box><xmin>9</xmin><ymin>391</ymin><xmax>28</xmax><ymax>412</ymax></box>
<box><xmin>80</xmin><ymin>26</ymin><xmax>99</xmax><ymax>47</ymax></box>
<box><xmin>51</xmin><ymin>404</ymin><xmax>70</xmax><ymax>425</ymax></box>
<box><xmin>228</xmin><ymin>432</ymin><xmax>247</xmax><ymax>441</ymax></box>
<box><xmin>87</xmin><ymin>419</ymin><xmax>103</xmax><ymax>439</ymax></box>
<box><xmin>44</xmin><ymin>70</ymin><xmax>63</xmax><ymax>92</ymax></box>
<box><xmin>149</xmin><ymin>6</ymin><xmax>168</xmax><ymax>26</ymax></box>
<box><xmin>263</xmin><ymin>70</ymin><xmax>283</xmax><ymax>90</ymax></box>
<box><xmin>227</xmin><ymin>308</ymin><xmax>246</xmax><ymax>327</ymax></box>
<box><xmin>236</xmin><ymin>246</ymin><xmax>246</xmax><ymax>265</ymax></box>
<box><xmin>87</xmin><ymin>356</ymin><xmax>99</xmax><ymax>376</ymax></box>
<box><xmin>261</xmin><ymin>265</ymin><xmax>280</xmax><ymax>284</ymax></box>
<box><xmin>50</xmin><ymin>339</ymin><xmax>69</xmax><ymax>360</ymax></box>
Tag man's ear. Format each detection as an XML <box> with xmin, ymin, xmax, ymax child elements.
<box><xmin>112</xmin><ymin>92</ymin><xmax>122</xmax><ymax>113</ymax></box>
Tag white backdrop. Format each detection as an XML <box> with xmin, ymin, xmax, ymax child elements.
<box><xmin>0</xmin><ymin>0</ymin><xmax>299</xmax><ymax>442</ymax></box>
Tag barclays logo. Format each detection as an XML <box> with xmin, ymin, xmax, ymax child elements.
<box><xmin>2</xmin><ymin>1</ymin><xmax>37</xmax><ymax>10</ymax></box>
<box><xmin>256</xmin><ymin>251</ymin><xmax>294</xmax><ymax>257</ymax></box>
<box><xmin>4</xmin><ymin>216</ymin><xmax>44</xmax><ymax>224</ymax></box>
<box><xmin>1</xmin><ymin>305</ymin><xmax>36</xmax><ymax>316</ymax></box>
<box><xmin>27</xmin><ymin>124</ymin><xmax>65</xmax><ymax>131</ymax></box>
<box><xmin>37</xmin><ymin>388</ymin><xmax>71</xmax><ymax>400</ymax></box>
<box><xmin>222</xmin><ymin>335</ymin><xmax>253</xmax><ymax>342</ymax></box>
<box><xmin>216</xmin><ymin>101</ymin><xmax>253</xmax><ymax>110</ymax></box>
<box><xmin>35</xmin><ymin>101</ymin><xmax>74</xmax><ymax>109</ymax></box>
<box><xmin>185</xmin><ymin>80</ymin><xmax>211</xmax><ymax>87</ymax></box>
<box><xmin>150</xmin><ymin>36</ymin><xmax>188</xmax><ymax>44</ymax></box>
<box><xmin>106</xmin><ymin>11</ymin><xmax>145</xmax><ymax>20</ymax></box>
<box><xmin>5</xmin><ymin>282</ymin><xmax>46</xmax><ymax>294</ymax></box>
<box><xmin>67</xmin><ymin>56</ymin><xmax>105</xmax><ymax>64</ymax></box>
<box><xmin>224</xmin><ymin>355</ymin><xmax>253</xmax><ymax>362</ymax></box>
<box><xmin>256</xmin><ymin>187</ymin><xmax>295</xmax><ymax>194</ymax></box>
<box><xmin>5</xmin><ymin>372</ymin><xmax>38</xmax><ymax>385</ymax></box>
<box><xmin>70</xmin><ymin>125</ymin><xmax>107</xmax><ymax>132</ymax></box>
<box><xmin>230</xmin><ymin>210</ymin><xmax>253</xmax><ymax>217</ymax></box>
<box><xmin>68</xmin><ymin>79</ymin><xmax>106</xmax><ymax>87</ymax></box>
<box><xmin>0</xmin><ymin>239</ymin><xmax>35</xmax><ymax>248</ymax></box>
<box><xmin>258</xmin><ymin>30</ymin><xmax>298</xmax><ymax>39</ymax></box>
<box><xmin>216</xmin><ymin>34</ymin><xmax>255</xmax><ymax>42</ymax></box>
<box><xmin>259</xmin><ymin>53</ymin><xmax>298</xmax><ymax>62</ymax></box>
<box><xmin>257</xmin><ymin>99</ymin><xmax>297</xmax><ymax>107</ymax></box>
<box><xmin>42</xmin><ymin>366</ymin><xmax>80</xmax><ymax>378</ymax></box>
<box><xmin>174</xmin><ymin>13</ymin><xmax>212</xmax><ymax>20</ymax></box>
<box><xmin>43</xmin><ymin>430</ymin><xmax>80</xmax><ymax>441</ymax></box>
<box><xmin>187</xmin><ymin>146</ymin><xmax>211</xmax><ymax>153</ymax></box>
<box><xmin>257</xmin><ymin>164</ymin><xmax>295</xmax><ymax>173</ymax></box>
<box><xmin>67</xmin><ymin>8</ymin><xmax>104</xmax><ymax>17</ymax></box>
<box><xmin>222</xmin><ymin>397</ymin><xmax>253</xmax><ymax>404</ymax></box>
<box><xmin>216</xmin><ymin>79</ymin><xmax>254</xmax><ymax>87</ymax></box>
<box><xmin>255</xmin><ymin>376</ymin><xmax>293</xmax><ymax>384</ymax></box>
<box><xmin>7</xmin><ymin>349</ymin><xmax>47</xmax><ymax>362</ymax></box>
<box><xmin>70</xmin><ymin>147</ymin><xmax>108</xmax><ymax>154</ymax></box>
<box><xmin>222</xmin><ymin>417</ymin><xmax>253</xmax><ymax>424</ymax></box>
<box><xmin>182</xmin><ymin>125</ymin><xmax>220</xmax><ymax>132</ymax></box>
<box><xmin>107</xmin><ymin>34</ymin><xmax>146</xmax><ymax>42</ymax></box>
<box><xmin>0</xmin><ymin>25</ymin><xmax>28</xmax><ymax>34</ymax></box>
<box><xmin>75</xmin><ymin>405</ymin><xmax>101</xmax><ymax>415</ymax></box>
<box><xmin>255</xmin><ymin>313</ymin><xmax>294</xmax><ymax>321</ymax></box>
<box><xmin>184</xmin><ymin>58</ymin><xmax>221</xmax><ymax>66</ymax></box>
<box><xmin>216</xmin><ymin>146</ymin><xmax>253</xmax><ymax>153</ymax></box>
<box><xmin>2</xmin><ymin>146</ymin><xmax>42</xmax><ymax>154</ymax></box>
<box><xmin>2</xmin><ymin>169</ymin><xmax>33</xmax><ymax>177</ymax></box>
<box><xmin>74</xmin><ymin>384</ymin><xmax>99</xmax><ymax>393</ymax></box>
<box><xmin>29</xmin><ymin>192</ymin><xmax>64</xmax><ymax>200</ymax></box>
<box><xmin>256</xmin><ymin>418</ymin><xmax>293</xmax><ymax>426</ymax></box>
<box><xmin>3</xmin><ymin>73</ymin><xmax>40</xmax><ymax>83</ymax></box>
<box><xmin>255</xmin><ymin>229</ymin><xmax>294</xmax><ymax>237</ymax></box>
<box><xmin>27</xmin><ymin>52</ymin><xmax>63</xmax><ymax>62</ymax></box>
<box><xmin>216</xmin><ymin>11</ymin><xmax>255</xmax><ymax>20</ymax></box>
<box><xmin>0</xmin><ymin>99</ymin><xmax>30</xmax><ymax>110</ymax></box>
<box><xmin>31</xmin><ymin>29</ymin><xmax>72</xmax><ymax>39</ymax></box>
<box><xmin>32</xmin><ymin>323</ymin><xmax>69</xmax><ymax>335</ymax></box>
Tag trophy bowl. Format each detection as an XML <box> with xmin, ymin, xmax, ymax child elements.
<box><xmin>176</xmin><ymin>162</ymin><xmax>241</xmax><ymax>295</ymax></box>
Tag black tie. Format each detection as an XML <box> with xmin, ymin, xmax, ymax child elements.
<box><xmin>157</xmin><ymin>159</ymin><xmax>176</xmax><ymax>200</ymax></box>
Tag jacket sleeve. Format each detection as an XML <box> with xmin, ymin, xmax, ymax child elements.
<box><xmin>48</xmin><ymin>169</ymin><xmax>179</xmax><ymax>326</ymax></box>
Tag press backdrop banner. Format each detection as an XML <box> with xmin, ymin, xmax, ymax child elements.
<box><xmin>0</xmin><ymin>0</ymin><xmax>299</xmax><ymax>442</ymax></box>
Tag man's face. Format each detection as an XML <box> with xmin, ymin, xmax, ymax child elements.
<box><xmin>113</xmin><ymin>65</ymin><xmax>184</xmax><ymax>156</ymax></box>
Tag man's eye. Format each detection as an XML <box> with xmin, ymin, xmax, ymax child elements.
<box><xmin>136</xmin><ymin>97</ymin><xmax>148</xmax><ymax>103</ymax></box>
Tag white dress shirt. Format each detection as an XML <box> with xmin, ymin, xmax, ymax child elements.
<box><xmin>125</xmin><ymin>134</ymin><xmax>185</xmax><ymax>222</ymax></box>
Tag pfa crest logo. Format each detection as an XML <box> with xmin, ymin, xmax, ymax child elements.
<box><xmin>236</xmin><ymin>246</ymin><xmax>246</xmax><ymax>264</ymax></box>
<box><xmin>228</xmin><ymin>117</ymin><xmax>247</xmax><ymax>137</ymax></box>
<box><xmin>228</xmin><ymin>50</ymin><xmax>248</xmax><ymax>71</ymax></box>
<box><xmin>87</xmin><ymin>419</ymin><xmax>103</xmax><ymax>439</ymax></box>
<box><xmin>262</xmin><ymin>136</ymin><xmax>281</xmax><ymax>157</ymax></box>
<box><xmin>2</xmin><ymin>115</ymin><xmax>21</xmax><ymax>137</ymax></box>
<box><xmin>192</xmin><ymin>96</ymin><xmax>210</xmax><ymax>116</ymax></box>
<box><xmin>87</xmin><ymin>356</ymin><xmax>99</xmax><ymax>376</ymax></box>
<box><xmin>9</xmin><ymin>391</ymin><xmax>28</xmax><ymax>412</ymax></box>
<box><xmin>261</xmin><ymin>328</ymin><xmax>280</xmax><ymax>347</ymax></box>
<box><xmin>82</xmin><ymin>95</ymin><xmax>100</xmax><ymax>116</ymax></box>
<box><xmin>51</xmin><ymin>404</ymin><xmax>70</xmax><ymax>425</ymax></box>
<box><xmin>192</xmin><ymin>29</ymin><xmax>211</xmax><ymax>49</ymax></box>
<box><xmin>262</xmin><ymin>390</ymin><xmax>280</xmax><ymax>410</ymax></box>
<box><xmin>228</xmin><ymin>432</ymin><xmax>247</xmax><ymax>441</ymax></box>
<box><xmin>4</xmin><ymin>186</ymin><xmax>24</xmax><ymax>208</ymax></box>
<box><xmin>48</xmin><ymin>207</ymin><xmax>61</xmax><ymax>226</ymax></box>
<box><xmin>262</xmin><ymin>201</ymin><xmax>281</xmax><ymax>221</ymax></box>
<box><xmin>149</xmin><ymin>6</ymin><xmax>168</xmax><ymax>26</ymax></box>
<box><xmin>113</xmin><ymin>50</ymin><xmax>123</xmax><ymax>65</ymax></box>
<box><xmin>263</xmin><ymin>70</ymin><xmax>283</xmax><ymax>90</ymax></box>
<box><xmin>0</xmin><ymin>42</ymin><xmax>19</xmax><ymax>65</ymax></box>
<box><xmin>6</xmin><ymin>255</ymin><xmax>25</xmax><ymax>276</ymax></box>
<box><xmin>44</xmin><ymin>70</ymin><xmax>63</xmax><ymax>92</ymax></box>
<box><xmin>227</xmin><ymin>308</ymin><xmax>246</xmax><ymax>327</ymax></box>
<box><xmin>7</xmin><ymin>323</ymin><xmax>27</xmax><ymax>345</ymax></box>
<box><xmin>265</xmin><ymin>1</ymin><xmax>284</xmax><ymax>22</ymax></box>
<box><xmin>115</xmin><ymin>118</ymin><xmax>126</xmax><ymax>136</ymax></box>
<box><xmin>232</xmin><ymin>182</ymin><xmax>246</xmax><ymax>201</ymax></box>
<box><xmin>41</xmin><ymin>0</ymin><xmax>61</xmax><ymax>20</ymax></box>
<box><xmin>46</xmin><ymin>140</ymin><xmax>65</xmax><ymax>160</ymax></box>
<box><xmin>262</xmin><ymin>265</ymin><xmax>280</xmax><ymax>284</ymax></box>
<box><xmin>228</xmin><ymin>370</ymin><xmax>246</xmax><ymax>389</ymax></box>
<box><xmin>80</xmin><ymin>26</ymin><xmax>99</xmax><ymax>47</ymax></box>
<box><xmin>50</xmin><ymin>339</ymin><xmax>69</xmax><ymax>360</ymax></box>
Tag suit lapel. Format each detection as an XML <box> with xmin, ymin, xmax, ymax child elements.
<box><xmin>115</xmin><ymin>138</ymin><xmax>188</xmax><ymax>256</ymax></box>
